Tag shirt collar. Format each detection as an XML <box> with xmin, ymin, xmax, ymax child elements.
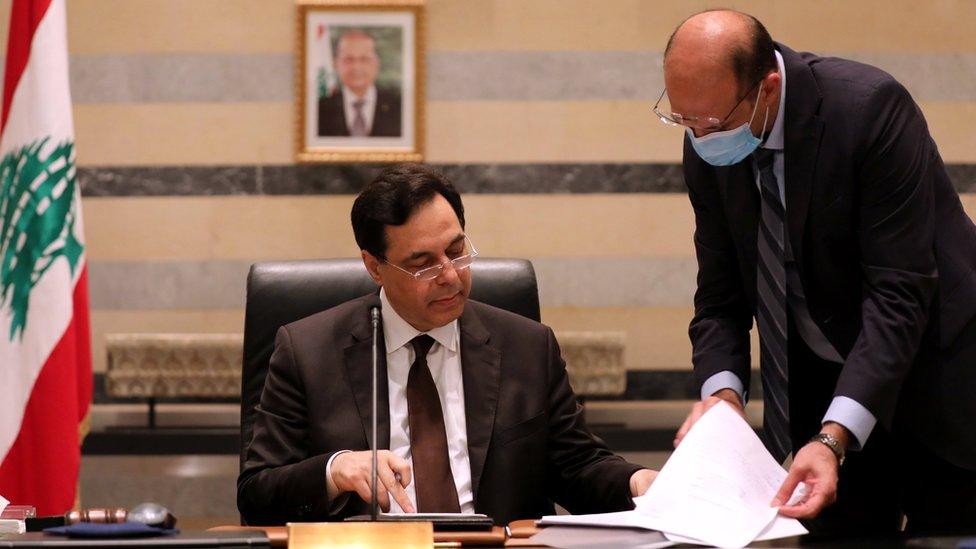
<box><xmin>343</xmin><ymin>85</ymin><xmax>377</xmax><ymax>107</ymax></box>
<box><xmin>761</xmin><ymin>50</ymin><xmax>786</xmax><ymax>151</ymax></box>
<box><xmin>379</xmin><ymin>287</ymin><xmax>458</xmax><ymax>354</ymax></box>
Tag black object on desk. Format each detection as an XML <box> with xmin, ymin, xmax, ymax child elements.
<box><xmin>0</xmin><ymin>530</ymin><xmax>269</xmax><ymax>548</ymax></box>
<box><xmin>24</xmin><ymin>518</ymin><xmax>63</xmax><ymax>533</ymax></box>
<box><xmin>345</xmin><ymin>513</ymin><xmax>495</xmax><ymax>531</ymax></box>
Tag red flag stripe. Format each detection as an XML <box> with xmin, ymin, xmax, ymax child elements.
<box><xmin>0</xmin><ymin>267</ymin><xmax>91</xmax><ymax>515</ymax></box>
<box><xmin>74</xmin><ymin>268</ymin><xmax>92</xmax><ymax>428</ymax></box>
<box><xmin>1</xmin><ymin>0</ymin><xmax>55</xmax><ymax>133</ymax></box>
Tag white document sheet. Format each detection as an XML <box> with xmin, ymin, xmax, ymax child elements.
<box><xmin>530</xmin><ymin>525</ymin><xmax>674</xmax><ymax>549</ymax></box>
<box><xmin>0</xmin><ymin>494</ymin><xmax>7</xmax><ymax>516</ymax></box>
<box><xmin>538</xmin><ymin>510</ymin><xmax>656</xmax><ymax>530</ymax></box>
<box><xmin>664</xmin><ymin>515</ymin><xmax>808</xmax><ymax>546</ymax></box>
<box><xmin>754</xmin><ymin>515</ymin><xmax>810</xmax><ymax>541</ymax></box>
<box><xmin>632</xmin><ymin>401</ymin><xmax>807</xmax><ymax>548</ymax></box>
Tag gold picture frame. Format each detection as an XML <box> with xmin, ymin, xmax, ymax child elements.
<box><xmin>295</xmin><ymin>0</ymin><xmax>425</xmax><ymax>163</ymax></box>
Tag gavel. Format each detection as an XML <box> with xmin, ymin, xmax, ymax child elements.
<box><xmin>64</xmin><ymin>508</ymin><xmax>127</xmax><ymax>525</ymax></box>
<box><xmin>64</xmin><ymin>503</ymin><xmax>176</xmax><ymax>529</ymax></box>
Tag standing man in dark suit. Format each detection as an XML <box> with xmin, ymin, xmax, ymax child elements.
<box><xmin>318</xmin><ymin>29</ymin><xmax>402</xmax><ymax>138</ymax></box>
<box><xmin>663</xmin><ymin>9</ymin><xmax>976</xmax><ymax>535</ymax></box>
<box><xmin>237</xmin><ymin>164</ymin><xmax>656</xmax><ymax>526</ymax></box>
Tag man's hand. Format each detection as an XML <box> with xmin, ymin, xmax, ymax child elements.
<box><xmin>771</xmin><ymin>423</ymin><xmax>848</xmax><ymax>519</ymax></box>
<box><xmin>331</xmin><ymin>450</ymin><xmax>415</xmax><ymax>513</ymax></box>
<box><xmin>674</xmin><ymin>388</ymin><xmax>745</xmax><ymax>447</ymax></box>
<box><xmin>629</xmin><ymin>469</ymin><xmax>658</xmax><ymax>497</ymax></box>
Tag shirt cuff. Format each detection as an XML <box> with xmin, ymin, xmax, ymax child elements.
<box><xmin>822</xmin><ymin>396</ymin><xmax>877</xmax><ymax>451</ymax></box>
<box><xmin>325</xmin><ymin>450</ymin><xmax>352</xmax><ymax>515</ymax></box>
<box><xmin>700</xmin><ymin>371</ymin><xmax>746</xmax><ymax>403</ymax></box>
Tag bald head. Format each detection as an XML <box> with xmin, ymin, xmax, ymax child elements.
<box><xmin>665</xmin><ymin>10</ymin><xmax>776</xmax><ymax>94</ymax></box>
<box><xmin>658</xmin><ymin>9</ymin><xmax>781</xmax><ymax>141</ymax></box>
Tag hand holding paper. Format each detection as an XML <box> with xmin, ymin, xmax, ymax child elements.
<box><xmin>634</xmin><ymin>401</ymin><xmax>808</xmax><ymax>548</ymax></box>
<box><xmin>773</xmin><ymin>437</ymin><xmax>840</xmax><ymax>518</ymax></box>
<box><xmin>674</xmin><ymin>388</ymin><xmax>745</xmax><ymax>447</ymax></box>
<box><xmin>539</xmin><ymin>401</ymin><xmax>808</xmax><ymax>548</ymax></box>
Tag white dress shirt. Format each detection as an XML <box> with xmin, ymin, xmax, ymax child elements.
<box><xmin>342</xmin><ymin>85</ymin><xmax>377</xmax><ymax>135</ymax></box>
<box><xmin>326</xmin><ymin>288</ymin><xmax>474</xmax><ymax>514</ymax></box>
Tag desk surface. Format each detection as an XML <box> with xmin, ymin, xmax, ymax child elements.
<box><xmin>3</xmin><ymin>522</ymin><xmax>971</xmax><ymax>548</ymax></box>
<box><xmin>0</xmin><ymin>531</ymin><xmax>269</xmax><ymax>548</ymax></box>
<box><xmin>211</xmin><ymin>523</ymin><xmax>976</xmax><ymax>548</ymax></box>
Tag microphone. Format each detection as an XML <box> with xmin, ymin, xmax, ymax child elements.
<box><xmin>370</xmin><ymin>305</ymin><xmax>381</xmax><ymax>521</ymax></box>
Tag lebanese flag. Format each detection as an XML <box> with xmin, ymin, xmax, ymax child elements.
<box><xmin>0</xmin><ymin>0</ymin><xmax>92</xmax><ymax>515</ymax></box>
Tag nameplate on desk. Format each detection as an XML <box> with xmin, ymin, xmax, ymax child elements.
<box><xmin>288</xmin><ymin>522</ymin><xmax>432</xmax><ymax>549</ymax></box>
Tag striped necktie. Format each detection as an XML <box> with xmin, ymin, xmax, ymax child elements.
<box><xmin>350</xmin><ymin>99</ymin><xmax>368</xmax><ymax>137</ymax></box>
<box><xmin>754</xmin><ymin>148</ymin><xmax>791</xmax><ymax>463</ymax></box>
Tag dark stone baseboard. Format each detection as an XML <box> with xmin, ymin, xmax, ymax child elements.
<box><xmin>77</xmin><ymin>163</ymin><xmax>976</xmax><ymax>197</ymax></box>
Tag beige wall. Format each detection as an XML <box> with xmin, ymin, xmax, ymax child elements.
<box><xmin>52</xmin><ymin>0</ymin><xmax>976</xmax><ymax>166</ymax></box>
<box><xmin>3</xmin><ymin>1</ymin><xmax>974</xmax><ymax>373</ymax></box>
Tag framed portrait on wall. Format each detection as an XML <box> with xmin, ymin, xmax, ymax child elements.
<box><xmin>295</xmin><ymin>0</ymin><xmax>424</xmax><ymax>163</ymax></box>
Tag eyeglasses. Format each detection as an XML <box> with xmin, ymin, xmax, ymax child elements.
<box><xmin>383</xmin><ymin>236</ymin><xmax>478</xmax><ymax>281</ymax></box>
<box><xmin>652</xmin><ymin>78</ymin><xmax>763</xmax><ymax>131</ymax></box>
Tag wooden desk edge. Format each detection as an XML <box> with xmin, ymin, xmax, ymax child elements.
<box><xmin>210</xmin><ymin>524</ymin><xmax>512</xmax><ymax>547</ymax></box>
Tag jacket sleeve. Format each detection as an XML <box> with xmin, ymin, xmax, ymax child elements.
<box><xmin>833</xmin><ymin>76</ymin><xmax>938</xmax><ymax>428</ymax></box>
<box><xmin>684</xmin><ymin>138</ymin><xmax>755</xmax><ymax>395</ymax></box>
<box><xmin>237</xmin><ymin>326</ymin><xmax>337</xmax><ymax>525</ymax></box>
<box><xmin>542</xmin><ymin>327</ymin><xmax>643</xmax><ymax>514</ymax></box>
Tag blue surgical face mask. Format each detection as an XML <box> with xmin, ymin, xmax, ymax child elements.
<box><xmin>686</xmin><ymin>85</ymin><xmax>769</xmax><ymax>167</ymax></box>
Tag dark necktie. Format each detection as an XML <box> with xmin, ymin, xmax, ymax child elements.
<box><xmin>351</xmin><ymin>99</ymin><xmax>367</xmax><ymax>137</ymax></box>
<box><xmin>406</xmin><ymin>335</ymin><xmax>461</xmax><ymax>512</ymax></box>
<box><xmin>754</xmin><ymin>148</ymin><xmax>791</xmax><ymax>463</ymax></box>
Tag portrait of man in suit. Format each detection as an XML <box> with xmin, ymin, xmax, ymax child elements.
<box><xmin>317</xmin><ymin>28</ymin><xmax>403</xmax><ymax>138</ymax></box>
<box><xmin>237</xmin><ymin>164</ymin><xmax>656</xmax><ymax>526</ymax></box>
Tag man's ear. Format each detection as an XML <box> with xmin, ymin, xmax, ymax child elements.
<box><xmin>362</xmin><ymin>250</ymin><xmax>383</xmax><ymax>285</ymax></box>
<box><xmin>762</xmin><ymin>71</ymin><xmax>781</xmax><ymax>101</ymax></box>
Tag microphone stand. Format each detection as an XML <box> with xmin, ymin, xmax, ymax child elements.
<box><xmin>345</xmin><ymin>303</ymin><xmax>491</xmax><ymax>531</ymax></box>
<box><xmin>370</xmin><ymin>305</ymin><xmax>381</xmax><ymax>521</ymax></box>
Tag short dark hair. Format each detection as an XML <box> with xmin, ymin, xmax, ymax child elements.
<box><xmin>665</xmin><ymin>10</ymin><xmax>777</xmax><ymax>94</ymax></box>
<box><xmin>351</xmin><ymin>164</ymin><xmax>465</xmax><ymax>259</ymax></box>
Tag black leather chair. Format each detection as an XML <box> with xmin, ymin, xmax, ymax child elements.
<box><xmin>240</xmin><ymin>258</ymin><xmax>541</xmax><ymax>473</ymax></box>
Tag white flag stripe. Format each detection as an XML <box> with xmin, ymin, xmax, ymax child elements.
<box><xmin>0</xmin><ymin>0</ymin><xmax>82</xmax><ymax>463</ymax></box>
<box><xmin>0</xmin><ymin>1</ymin><xmax>73</xmax><ymax>155</ymax></box>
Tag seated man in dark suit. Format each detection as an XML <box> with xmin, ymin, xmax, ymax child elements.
<box><xmin>317</xmin><ymin>29</ymin><xmax>402</xmax><ymax>138</ymax></box>
<box><xmin>238</xmin><ymin>164</ymin><xmax>656</xmax><ymax>525</ymax></box>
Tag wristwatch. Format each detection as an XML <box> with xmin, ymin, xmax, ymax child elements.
<box><xmin>810</xmin><ymin>432</ymin><xmax>846</xmax><ymax>466</ymax></box>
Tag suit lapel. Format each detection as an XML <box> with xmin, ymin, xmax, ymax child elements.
<box><xmin>342</xmin><ymin>294</ymin><xmax>391</xmax><ymax>450</ymax></box>
<box><xmin>780</xmin><ymin>43</ymin><xmax>825</xmax><ymax>269</ymax></box>
<box><xmin>717</xmin><ymin>161</ymin><xmax>760</xmax><ymax>301</ymax></box>
<box><xmin>458</xmin><ymin>304</ymin><xmax>501</xmax><ymax>503</ymax></box>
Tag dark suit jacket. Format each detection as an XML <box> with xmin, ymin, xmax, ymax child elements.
<box><xmin>317</xmin><ymin>88</ymin><xmax>402</xmax><ymax>137</ymax></box>
<box><xmin>685</xmin><ymin>43</ymin><xmax>976</xmax><ymax>469</ymax></box>
<box><xmin>237</xmin><ymin>294</ymin><xmax>641</xmax><ymax>525</ymax></box>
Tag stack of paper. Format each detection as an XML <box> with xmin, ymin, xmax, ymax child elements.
<box><xmin>530</xmin><ymin>525</ymin><xmax>673</xmax><ymax>549</ymax></box>
<box><xmin>538</xmin><ymin>402</ymin><xmax>808</xmax><ymax>548</ymax></box>
<box><xmin>0</xmin><ymin>495</ymin><xmax>23</xmax><ymax>534</ymax></box>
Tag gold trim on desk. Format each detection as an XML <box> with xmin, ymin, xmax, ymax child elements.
<box><xmin>288</xmin><ymin>521</ymin><xmax>434</xmax><ymax>548</ymax></box>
